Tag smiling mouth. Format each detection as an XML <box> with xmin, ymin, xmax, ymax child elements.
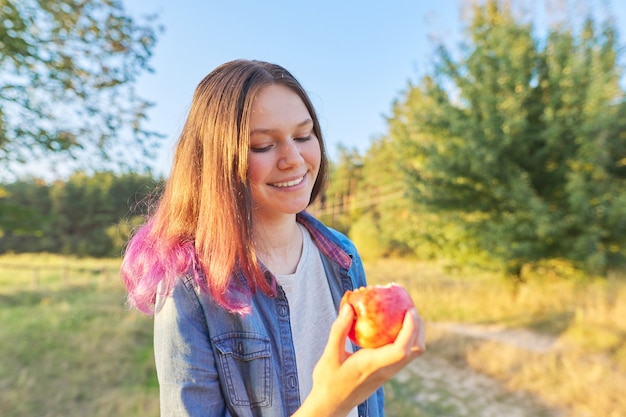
<box><xmin>271</xmin><ymin>175</ymin><xmax>305</xmax><ymax>188</ymax></box>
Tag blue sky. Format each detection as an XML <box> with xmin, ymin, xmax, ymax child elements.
<box><xmin>123</xmin><ymin>0</ymin><xmax>626</xmax><ymax>178</ymax></box>
<box><xmin>123</xmin><ymin>0</ymin><xmax>465</xmax><ymax>176</ymax></box>
<box><xmin>7</xmin><ymin>0</ymin><xmax>625</xmax><ymax>180</ymax></box>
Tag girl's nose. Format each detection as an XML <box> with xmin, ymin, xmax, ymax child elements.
<box><xmin>277</xmin><ymin>140</ymin><xmax>304</xmax><ymax>169</ymax></box>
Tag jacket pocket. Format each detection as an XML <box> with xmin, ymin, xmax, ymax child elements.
<box><xmin>212</xmin><ymin>332</ymin><xmax>272</xmax><ymax>407</ymax></box>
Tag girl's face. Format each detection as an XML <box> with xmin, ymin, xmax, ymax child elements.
<box><xmin>248</xmin><ymin>84</ymin><xmax>321</xmax><ymax>223</ymax></box>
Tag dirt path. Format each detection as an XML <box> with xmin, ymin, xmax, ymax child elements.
<box><xmin>431</xmin><ymin>322</ymin><xmax>558</xmax><ymax>353</ymax></box>
<box><xmin>384</xmin><ymin>322</ymin><xmax>565</xmax><ymax>417</ymax></box>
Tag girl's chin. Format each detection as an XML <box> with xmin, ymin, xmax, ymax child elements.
<box><xmin>254</xmin><ymin>203</ymin><xmax>310</xmax><ymax>219</ymax></box>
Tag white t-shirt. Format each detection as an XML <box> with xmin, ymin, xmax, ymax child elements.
<box><xmin>276</xmin><ymin>224</ymin><xmax>358</xmax><ymax>417</ymax></box>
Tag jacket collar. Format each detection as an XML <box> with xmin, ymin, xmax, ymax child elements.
<box><xmin>296</xmin><ymin>211</ymin><xmax>352</xmax><ymax>270</ymax></box>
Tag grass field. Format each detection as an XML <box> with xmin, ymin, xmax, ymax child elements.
<box><xmin>365</xmin><ymin>258</ymin><xmax>626</xmax><ymax>417</ymax></box>
<box><xmin>0</xmin><ymin>254</ymin><xmax>158</xmax><ymax>417</ymax></box>
<box><xmin>1</xmin><ymin>253</ymin><xmax>625</xmax><ymax>416</ymax></box>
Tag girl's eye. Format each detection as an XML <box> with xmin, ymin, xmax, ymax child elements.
<box><xmin>250</xmin><ymin>144</ymin><xmax>273</xmax><ymax>153</ymax></box>
<box><xmin>294</xmin><ymin>135</ymin><xmax>312</xmax><ymax>142</ymax></box>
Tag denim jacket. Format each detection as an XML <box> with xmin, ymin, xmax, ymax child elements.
<box><xmin>153</xmin><ymin>211</ymin><xmax>385</xmax><ymax>416</ymax></box>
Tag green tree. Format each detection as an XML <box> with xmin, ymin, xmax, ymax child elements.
<box><xmin>0</xmin><ymin>171</ymin><xmax>159</xmax><ymax>256</ymax></box>
<box><xmin>315</xmin><ymin>145</ymin><xmax>363</xmax><ymax>234</ymax></box>
<box><xmin>0</xmin><ymin>0</ymin><xmax>162</xmax><ymax>174</ymax></box>
<box><xmin>349</xmin><ymin>137</ymin><xmax>414</xmax><ymax>260</ymax></box>
<box><xmin>390</xmin><ymin>0</ymin><xmax>626</xmax><ymax>277</ymax></box>
<box><xmin>0</xmin><ymin>178</ymin><xmax>52</xmax><ymax>252</ymax></box>
<box><xmin>47</xmin><ymin>171</ymin><xmax>158</xmax><ymax>256</ymax></box>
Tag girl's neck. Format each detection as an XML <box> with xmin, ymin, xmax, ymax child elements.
<box><xmin>254</xmin><ymin>214</ymin><xmax>303</xmax><ymax>275</ymax></box>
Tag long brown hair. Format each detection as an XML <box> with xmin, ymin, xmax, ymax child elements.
<box><xmin>122</xmin><ymin>60</ymin><xmax>328</xmax><ymax>313</ymax></box>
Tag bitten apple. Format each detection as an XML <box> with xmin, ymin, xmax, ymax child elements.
<box><xmin>340</xmin><ymin>283</ymin><xmax>414</xmax><ymax>348</ymax></box>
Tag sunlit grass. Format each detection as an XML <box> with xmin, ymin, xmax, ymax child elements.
<box><xmin>465</xmin><ymin>340</ymin><xmax>626</xmax><ymax>417</ymax></box>
<box><xmin>0</xmin><ymin>254</ymin><xmax>157</xmax><ymax>417</ymax></box>
<box><xmin>365</xmin><ymin>258</ymin><xmax>626</xmax><ymax>417</ymax></box>
<box><xmin>2</xmin><ymin>254</ymin><xmax>624</xmax><ymax>416</ymax></box>
<box><xmin>0</xmin><ymin>252</ymin><xmax>120</xmax><ymax>290</ymax></box>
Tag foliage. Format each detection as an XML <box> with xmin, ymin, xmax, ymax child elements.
<box><xmin>316</xmin><ymin>144</ymin><xmax>364</xmax><ymax>234</ymax></box>
<box><xmin>0</xmin><ymin>171</ymin><xmax>160</xmax><ymax>257</ymax></box>
<box><xmin>0</xmin><ymin>180</ymin><xmax>50</xmax><ymax>236</ymax></box>
<box><xmin>387</xmin><ymin>0</ymin><xmax>626</xmax><ymax>276</ymax></box>
<box><xmin>349</xmin><ymin>137</ymin><xmax>415</xmax><ymax>258</ymax></box>
<box><xmin>0</xmin><ymin>0</ymin><xmax>163</xmax><ymax>176</ymax></box>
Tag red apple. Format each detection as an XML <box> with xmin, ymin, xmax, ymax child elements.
<box><xmin>340</xmin><ymin>283</ymin><xmax>414</xmax><ymax>348</ymax></box>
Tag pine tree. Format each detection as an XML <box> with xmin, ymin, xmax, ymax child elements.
<box><xmin>391</xmin><ymin>0</ymin><xmax>626</xmax><ymax>276</ymax></box>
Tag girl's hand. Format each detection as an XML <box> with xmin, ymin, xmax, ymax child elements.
<box><xmin>294</xmin><ymin>304</ymin><xmax>425</xmax><ymax>417</ymax></box>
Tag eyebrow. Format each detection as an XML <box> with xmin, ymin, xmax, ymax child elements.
<box><xmin>250</xmin><ymin>119</ymin><xmax>313</xmax><ymax>135</ymax></box>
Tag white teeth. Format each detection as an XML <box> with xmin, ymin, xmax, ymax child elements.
<box><xmin>272</xmin><ymin>176</ymin><xmax>304</xmax><ymax>188</ymax></box>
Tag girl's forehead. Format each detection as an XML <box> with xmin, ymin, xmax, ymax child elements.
<box><xmin>250</xmin><ymin>85</ymin><xmax>311</xmax><ymax>129</ymax></box>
